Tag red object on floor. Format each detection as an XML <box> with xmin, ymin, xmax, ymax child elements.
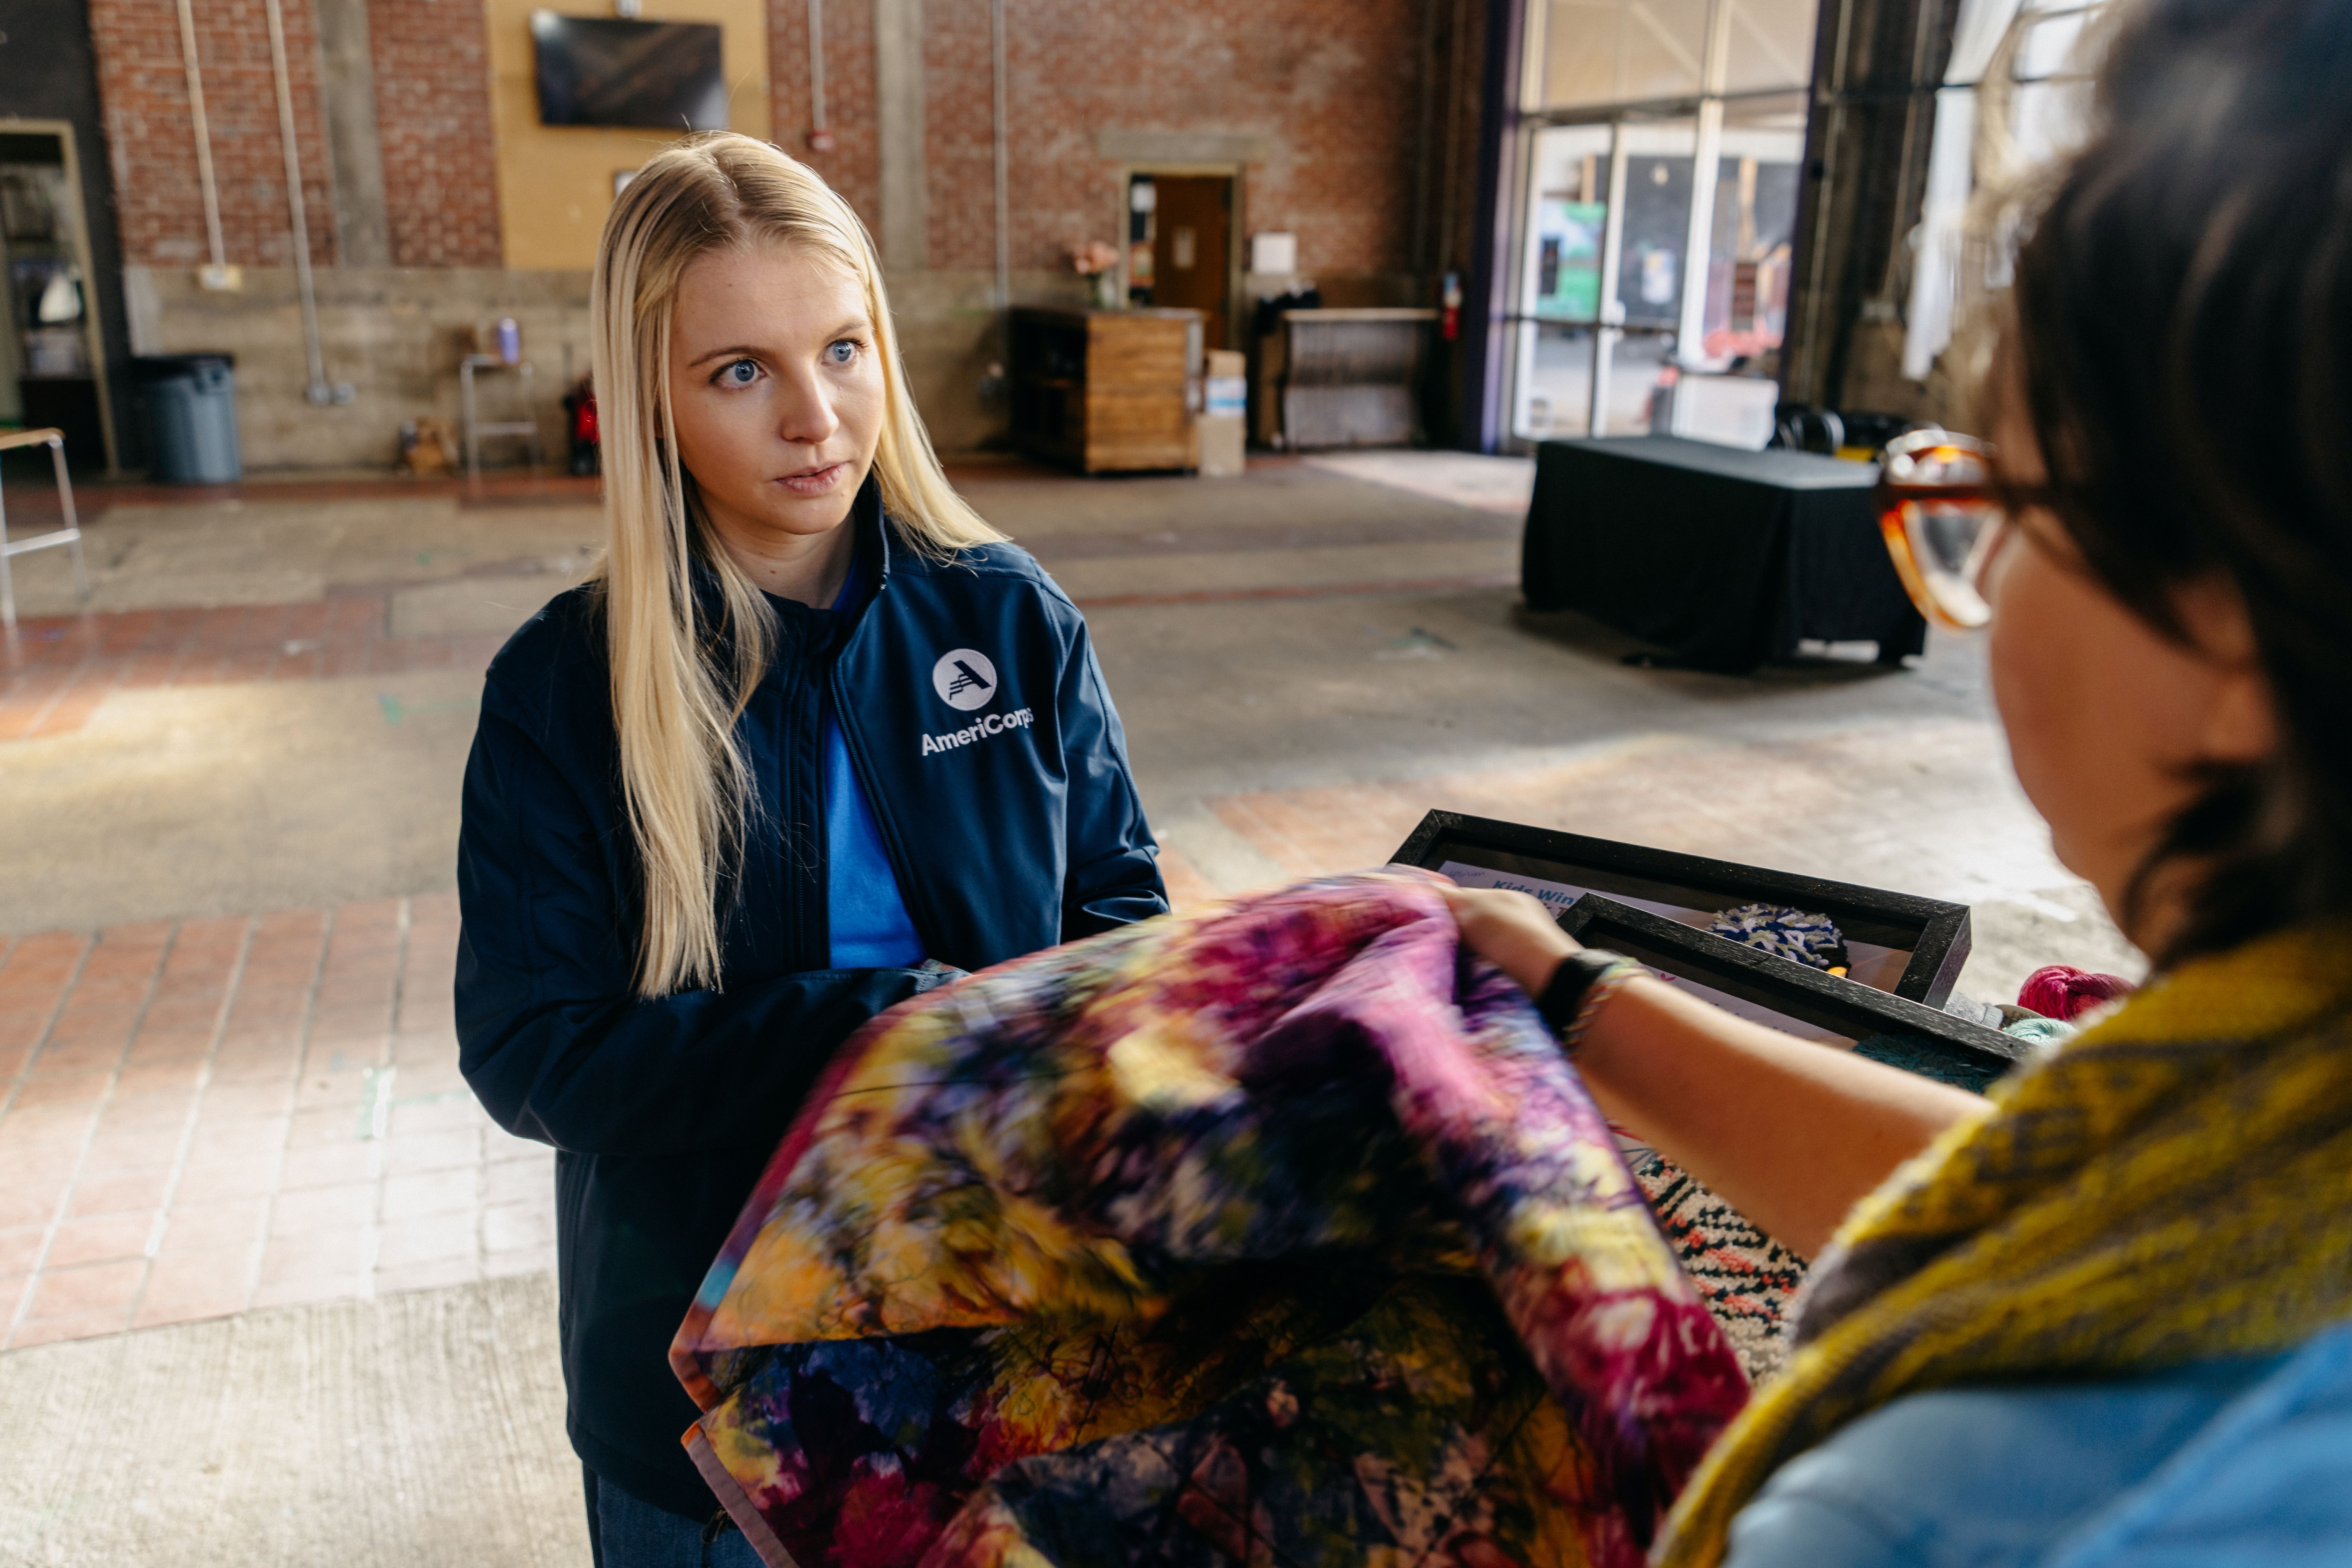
<box><xmin>2018</xmin><ymin>964</ymin><xmax>2136</xmax><ymax>1021</ymax></box>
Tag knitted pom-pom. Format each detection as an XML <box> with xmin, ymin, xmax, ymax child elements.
<box><xmin>1706</xmin><ymin>903</ymin><xmax>1846</xmax><ymax>971</ymax></box>
<box><xmin>2017</xmin><ymin>964</ymin><xmax>2135</xmax><ymax>1022</ymax></box>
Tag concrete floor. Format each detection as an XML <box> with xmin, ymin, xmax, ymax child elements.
<box><xmin>0</xmin><ymin>1274</ymin><xmax>584</xmax><ymax>1567</ymax></box>
<box><xmin>0</xmin><ymin>454</ymin><xmax>2141</xmax><ymax>1563</ymax></box>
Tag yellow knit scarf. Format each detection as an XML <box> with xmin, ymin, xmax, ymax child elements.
<box><xmin>1653</xmin><ymin>920</ymin><xmax>2352</xmax><ymax>1568</ymax></box>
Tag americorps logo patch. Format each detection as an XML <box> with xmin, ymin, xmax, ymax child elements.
<box><xmin>932</xmin><ymin>649</ymin><xmax>997</xmax><ymax>712</ymax></box>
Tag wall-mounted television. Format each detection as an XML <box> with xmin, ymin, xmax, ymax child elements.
<box><xmin>531</xmin><ymin>12</ymin><xmax>728</xmax><ymax>131</ymax></box>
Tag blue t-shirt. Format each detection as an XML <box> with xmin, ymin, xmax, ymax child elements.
<box><xmin>822</xmin><ymin>555</ymin><xmax>925</xmax><ymax>970</ymax></box>
<box><xmin>1726</xmin><ymin>1320</ymin><xmax>2352</xmax><ymax>1567</ymax></box>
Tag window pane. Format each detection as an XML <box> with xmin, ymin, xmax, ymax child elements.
<box><xmin>1695</xmin><ymin>96</ymin><xmax>1806</xmax><ymax>365</ymax></box>
<box><xmin>1517</xmin><ymin>125</ymin><xmax>1618</xmax><ymax>439</ymax></box>
<box><xmin>1610</xmin><ymin>120</ymin><xmax>1698</xmax><ymax>330</ymax></box>
<box><xmin>1527</xmin><ymin>125</ymin><xmax>1615</xmax><ymax>325</ymax></box>
<box><xmin>1514</xmin><ymin>118</ymin><xmax>1702</xmax><ymax>440</ymax></box>
<box><xmin>1720</xmin><ymin>0</ymin><xmax>1818</xmax><ymax>95</ymax></box>
<box><xmin>1544</xmin><ymin>0</ymin><xmax>1712</xmax><ymax>108</ymax></box>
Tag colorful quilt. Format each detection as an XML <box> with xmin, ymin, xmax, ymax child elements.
<box><xmin>670</xmin><ymin>871</ymin><xmax>1749</xmax><ymax>1568</ymax></box>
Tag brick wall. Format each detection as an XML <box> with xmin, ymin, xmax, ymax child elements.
<box><xmin>769</xmin><ymin>0</ymin><xmax>883</xmax><ymax>242</ymax></box>
<box><xmin>93</xmin><ymin>0</ymin><xmax>1451</xmax><ymax>280</ymax></box>
<box><xmin>96</xmin><ymin>0</ymin><xmax>1487</xmax><ymax>462</ymax></box>
<box><xmin>89</xmin><ymin>0</ymin><xmax>341</xmax><ymax>268</ymax></box>
<box><xmin>914</xmin><ymin>0</ymin><xmax>1432</xmax><ymax>278</ymax></box>
<box><xmin>369</xmin><ymin>0</ymin><xmax>502</xmax><ymax>266</ymax></box>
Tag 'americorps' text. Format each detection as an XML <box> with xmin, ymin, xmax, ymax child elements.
<box><xmin>920</xmin><ymin>707</ymin><xmax>1035</xmax><ymax>758</ymax></box>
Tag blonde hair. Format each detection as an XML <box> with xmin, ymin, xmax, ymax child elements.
<box><xmin>589</xmin><ymin>132</ymin><xmax>1004</xmax><ymax>997</ymax></box>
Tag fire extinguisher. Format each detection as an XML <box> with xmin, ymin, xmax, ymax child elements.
<box><xmin>1441</xmin><ymin>272</ymin><xmax>1463</xmax><ymax>342</ymax></box>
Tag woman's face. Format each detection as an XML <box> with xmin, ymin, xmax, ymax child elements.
<box><xmin>665</xmin><ymin>240</ymin><xmax>885</xmax><ymax>546</ymax></box>
<box><xmin>1985</xmin><ymin>407</ymin><xmax>2278</xmax><ymax>950</ymax></box>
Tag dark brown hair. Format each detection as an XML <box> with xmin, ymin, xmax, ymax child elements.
<box><xmin>2004</xmin><ymin>0</ymin><xmax>2352</xmax><ymax>965</ymax></box>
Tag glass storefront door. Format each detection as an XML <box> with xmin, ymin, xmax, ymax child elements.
<box><xmin>1515</xmin><ymin>119</ymin><xmax>1696</xmax><ymax>438</ymax></box>
<box><xmin>1506</xmin><ymin>0</ymin><xmax>1817</xmax><ymax>446</ymax></box>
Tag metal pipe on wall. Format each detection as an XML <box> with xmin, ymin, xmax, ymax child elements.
<box><xmin>806</xmin><ymin>0</ymin><xmax>832</xmax><ymax>147</ymax></box>
<box><xmin>263</xmin><ymin>0</ymin><xmax>342</xmax><ymax>405</ymax></box>
<box><xmin>990</xmin><ymin>0</ymin><xmax>1009</xmax><ymax>333</ymax></box>
<box><xmin>172</xmin><ymin>0</ymin><xmax>227</xmax><ymax>279</ymax></box>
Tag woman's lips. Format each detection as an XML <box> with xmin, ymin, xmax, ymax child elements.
<box><xmin>777</xmin><ymin>461</ymin><xmax>849</xmax><ymax>497</ymax></box>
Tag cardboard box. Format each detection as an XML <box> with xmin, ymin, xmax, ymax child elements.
<box><xmin>1197</xmin><ymin>415</ymin><xmax>1245</xmax><ymax>477</ymax></box>
<box><xmin>1198</xmin><ymin>349</ymin><xmax>1249</xmax><ymax>475</ymax></box>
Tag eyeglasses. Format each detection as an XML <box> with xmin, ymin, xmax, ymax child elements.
<box><xmin>1876</xmin><ymin>430</ymin><xmax>2007</xmax><ymax>632</ymax></box>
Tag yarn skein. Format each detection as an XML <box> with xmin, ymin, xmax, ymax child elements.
<box><xmin>2016</xmin><ymin>964</ymin><xmax>2135</xmax><ymax>1022</ymax></box>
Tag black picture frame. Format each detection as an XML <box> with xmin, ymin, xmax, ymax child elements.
<box><xmin>1556</xmin><ymin>894</ymin><xmax>2025</xmax><ymax>1078</ymax></box>
<box><xmin>531</xmin><ymin>12</ymin><xmax>728</xmax><ymax>132</ymax></box>
<box><xmin>1390</xmin><ymin>810</ymin><xmax>1973</xmax><ymax>1006</ymax></box>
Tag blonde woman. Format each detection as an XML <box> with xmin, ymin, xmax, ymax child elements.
<box><xmin>455</xmin><ymin>134</ymin><xmax>1165</xmax><ymax>1563</ymax></box>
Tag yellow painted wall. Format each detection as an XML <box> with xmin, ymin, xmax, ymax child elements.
<box><xmin>484</xmin><ymin>0</ymin><xmax>771</xmax><ymax>270</ymax></box>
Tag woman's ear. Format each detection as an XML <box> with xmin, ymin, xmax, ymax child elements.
<box><xmin>2202</xmin><ymin>663</ymin><xmax>2279</xmax><ymax>766</ymax></box>
<box><xmin>2181</xmin><ymin>576</ymin><xmax>2279</xmax><ymax>766</ymax></box>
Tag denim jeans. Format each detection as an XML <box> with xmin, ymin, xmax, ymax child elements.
<box><xmin>582</xmin><ymin>1466</ymin><xmax>765</xmax><ymax>1568</ymax></box>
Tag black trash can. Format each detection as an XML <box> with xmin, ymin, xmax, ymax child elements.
<box><xmin>133</xmin><ymin>353</ymin><xmax>242</xmax><ymax>482</ymax></box>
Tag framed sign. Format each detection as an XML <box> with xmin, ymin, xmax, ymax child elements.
<box><xmin>1558</xmin><ymin>895</ymin><xmax>2022</xmax><ymax>1083</ymax></box>
<box><xmin>1391</xmin><ymin>810</ymin><xmax>1972</xmax><ymax>1007</ymax></box>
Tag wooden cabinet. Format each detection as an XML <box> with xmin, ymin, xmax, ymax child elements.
<box><xmin>1009</xmin><ymin>307</ymin><xmax>1201</xmax><ymax>473</ymax></box>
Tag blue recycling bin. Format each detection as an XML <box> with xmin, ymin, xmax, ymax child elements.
<box><xmin>133</xmin><ymin>353</ymin><xmax>242</xmax><ymax>482</ymax></box>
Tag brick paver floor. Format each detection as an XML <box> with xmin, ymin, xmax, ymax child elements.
<box><xmin>0</xmin><ymin>892</ymin><xmax>553</xmax><ymax>1350</ymax></box>
<box><xmin>0</xmin><ymin>599</ymin><xmax>511</xmax><ymax>742</ymax></box>
<box><xmin>0</xmin><ymin>719</ymin><xmax>2130</xmax><ymax>1352</ymax></box>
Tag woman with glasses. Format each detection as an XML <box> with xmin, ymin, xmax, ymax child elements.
<box><xmin>1450</xmin><ymin>1</ymin><xmax>2352</xmax><ymax>1562</ymax></box>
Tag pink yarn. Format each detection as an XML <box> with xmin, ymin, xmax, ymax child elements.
<box><xmin>2018</xmin><ymin>964</ymin><xmax>2136</xmax><ymax>1021</ymax></box>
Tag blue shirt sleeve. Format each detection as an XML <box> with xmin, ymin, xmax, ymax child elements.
<box><xmin>1723</xmin><ymin>1326</ymin><xmax>2352</xmax><ymax>1568</ymax></box>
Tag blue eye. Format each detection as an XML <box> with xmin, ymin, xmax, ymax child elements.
<box><xmin>718</xmin><ymin>359</ymin><xmax>759</xmax><ymax>386</ymax></box>
<box><xmin>826</xmin><ymin>340</ymin><xmax>859</xmax><ymax>365</ymax></box>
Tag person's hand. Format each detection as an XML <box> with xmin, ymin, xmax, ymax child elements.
<box><xmin>1436</xmin><ymin>884</ymin><xmax>1580</xmax><ymax>996</ymax></box>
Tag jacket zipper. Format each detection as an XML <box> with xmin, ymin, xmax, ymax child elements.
<box><xmin>775</xmin><ymin>616</ymin><xmax>830</xmax><ymax>971</ymax></box>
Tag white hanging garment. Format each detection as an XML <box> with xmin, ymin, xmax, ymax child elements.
<box><xmin>37</xmin><ymin>265</ymin><xmax>83</xmax><ymax>325</ymax></box>
<box><xmin>1901</xmin><ymin>0</ymin><xmax>2026</xmax><ymax>382</ymax></box>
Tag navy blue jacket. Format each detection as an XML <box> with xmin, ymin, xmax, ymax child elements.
<box><xmin>454</xmin><ymin>483</ymin><xmax>1166</xmax><ymax>1517</ymax></box>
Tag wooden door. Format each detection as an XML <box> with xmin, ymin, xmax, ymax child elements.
<box><xmin>1149</xmin><ymin>176</ymin><xmax>1231</xmax><ymax>350</ymax></box>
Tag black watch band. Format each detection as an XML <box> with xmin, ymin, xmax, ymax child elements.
<box><xmin>1535</xmin><ymin>948</ymin><xmax>1635</xmax><ymax>1037</ymax></box>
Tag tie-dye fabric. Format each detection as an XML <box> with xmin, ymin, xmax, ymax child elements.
<box><xmin>669</xmin><ymin>871</ymin><xmax>1748</xmax><ymax>1568</ymax></box>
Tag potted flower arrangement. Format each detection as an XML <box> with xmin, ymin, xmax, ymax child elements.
<box><xmin>1069</xmin><ymin>241</ymin><xmax>1122</xmax><ymax>310</ymax></box>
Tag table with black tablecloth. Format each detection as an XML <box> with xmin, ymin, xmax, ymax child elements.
<box><xmin>1521</xmin><ymin>436</ymin><xmax>1925</xmax><ymax>673</ymax></box>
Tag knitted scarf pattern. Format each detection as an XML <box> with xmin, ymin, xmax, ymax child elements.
<box><xmin>1653</xmin><ymin>920</ymin><xmax>2352</xmax><ymax>1567</ymax></box>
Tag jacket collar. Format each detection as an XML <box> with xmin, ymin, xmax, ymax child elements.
<box><xmin>686</xmin><ymin>470</ymin><xmax>891</xmax><ymax>623</ymax></box>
